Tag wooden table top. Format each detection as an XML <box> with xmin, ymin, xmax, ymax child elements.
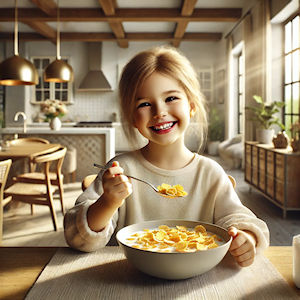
<box><xmin>0</xmin><ymin>246</ymin><xmax>298</xmax><ymax>300</ymax></box>
<box><xmin>0</xmin><ymin>143</ymin><xmax>61</xmax><ymax>160</ymax></box>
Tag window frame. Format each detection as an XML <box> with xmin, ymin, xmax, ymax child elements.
<box><xmin>283</xmin><ymin>13</ymin><xmax>299</xmax><ymax>136</ymax></box>
<box><xmin>30</xmin><ymin>56</ymin><xmax>73</xmax><ymax>105</ymax></box>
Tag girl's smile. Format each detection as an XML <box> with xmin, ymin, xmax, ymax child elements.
<box><xmin>150</xmin><ymin>121</ymin><xmax>178</xmax><ymax>134</ymax></box>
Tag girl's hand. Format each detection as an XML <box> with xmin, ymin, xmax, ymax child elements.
<box><xmin>101</xmin><ymin>161</ymin><xmax>132</xmax><ymax>208</ymax></box>
<box><xmin>228</xmin><ymin>227</ymin><xmax>257</xmax><ymax>267</ymax></box>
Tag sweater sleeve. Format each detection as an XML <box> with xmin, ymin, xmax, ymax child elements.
<box><xmin>63</xmin><ymin>172</ymin><xmax>118</xmax><ymax>252</ymax></box>
<box><xmin>212</xmin><ymin>170</ymin><xmax>269</xmax><ymax>253</ymax></box>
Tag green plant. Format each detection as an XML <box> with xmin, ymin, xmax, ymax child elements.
<box><xmin>208</xmin><ymin>107</ymin><xmax>224</xmax><ymax>141</ymax></box>
<box><xmin>246</xmin><ymin>95</ymin><xmax>285</xmax><ymax>130</ymax></box>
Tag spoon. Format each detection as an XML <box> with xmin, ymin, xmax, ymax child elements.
<box><xmin>93</xmin><ymin>163</ymin><xmax>184</xmax><ymax>198</ymax></box>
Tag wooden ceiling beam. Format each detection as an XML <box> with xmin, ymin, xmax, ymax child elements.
<box><xmin>173</xmin><ymin>0</ymin><xmax>197</xmax><ymax>48</ymax></box>
<box><xmin>23</xmin><ymin>21</ymin><xmax>56</xmax><ymax>40</ymax></box>
<box><xmin>98</xmin><ymin>0</ymin><xmax>128</xmax><ymax>48</ymax></box>
<box><xmin>0</xmin><ymin>32</ymin><xmax>222</xmax><ymax>42</ymax></box>
<box><xmin>0</xmin><ymin>8</ymin><xmax>242</xmax><ymax>22</ymax></box>
<box><xmin>30</xmin><ymin>0</ymin><xmax>57</xmax><ymax>16</ymax></box>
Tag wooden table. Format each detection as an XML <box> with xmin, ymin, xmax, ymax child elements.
<box><xmin>0</xmin><ymin>142</ymin><xmax>61</xmax><ymax>161</ymax></box>
<box><xmin>0</xmin><ymin>246</ymin><xmax>298</xmax><ymax>300</ymax></box>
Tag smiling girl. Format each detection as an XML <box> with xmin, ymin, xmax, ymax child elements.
<box><xmin>64</xmin><ymin>46</ymin><xmax>269</xmax><ymax>267</ymax></box>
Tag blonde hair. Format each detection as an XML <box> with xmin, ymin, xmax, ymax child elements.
<box><xmin>119</xmin><ymin>46</ymin><xmax>208</xmax><ymax>152</ymax></box>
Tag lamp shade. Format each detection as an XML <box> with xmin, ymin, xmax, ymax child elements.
<box><xmin>44</xmin><ymin>59</ymin><xmax>74</xmax><ymax>83</ymax></box>
<box><xmin>0</xmin><ymin>55</ymin><xmax>39</xmax><ymax>86</ymax></box>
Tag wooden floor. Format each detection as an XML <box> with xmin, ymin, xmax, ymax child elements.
<box><xmin>2</xmin><ymin>156</ymin><xmax>300</xmax><ymax>247</ymax></box>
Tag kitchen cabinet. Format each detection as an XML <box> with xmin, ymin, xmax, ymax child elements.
<box><xmin>245</xmin><ymin>141</ymin><xmax>300</xmax><ymax>218</ymax></box>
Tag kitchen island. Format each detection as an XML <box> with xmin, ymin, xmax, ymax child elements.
<box><xmin>0</xmin><ymin>126</ymin><xmax>115</xmax><ymax>181</ymax></box>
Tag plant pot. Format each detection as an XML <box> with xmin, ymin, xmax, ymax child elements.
<box><xmin>207</xmin><ymin>141</ymin><xmax>220</xmax><ymax>156</ymax></box>
<box><xmin>256</xmin><ymin>128</ymin><xmax>274</xmax><ymax>144</ymax></box>
<box><xmin>49</xmin><ymin>117</ymin><xmax>62</xmax><ymax>131</ymax></box>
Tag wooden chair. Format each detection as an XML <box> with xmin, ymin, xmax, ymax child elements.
<box><xmin>4</xmin><ymin>147</ymin><xmax>67</xmax><ymax>231</ymax></box>
<box><xmin>82</xmin><ymin>174</ymin><xmax>97</xmax><ymax>191</ymax></box>
<box><xmin>0</xmin><ymin>159</ymin><xmax>12</xmax><ymax>245</ymax></box>
<box><xmin>228</xmin><ymin>175</ymin><xmax>236</xmax><ymax>189</ymax></box>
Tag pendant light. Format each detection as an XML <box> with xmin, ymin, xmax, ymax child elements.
<box><xmin>44</xmin><ymin>0</ymin><xmax>73</xmax><ymax>83</ymax></box>
<box><xmin>0</xmin><ymin>0</ymin><xmax>38</xmax><ymax>86</ymax></box>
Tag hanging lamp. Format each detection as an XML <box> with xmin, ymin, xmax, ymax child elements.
<box><xmin>0</xmin><ymin>0</ymin><xmax>38</xmax><ymax>86</ymax></box>
<box><xmin>44</xmin><ymin>0</ymin><xmax>73</xmax><ymax>83</ymax></box>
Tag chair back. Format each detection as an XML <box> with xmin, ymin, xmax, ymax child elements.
<box><xmin>34</xmin><ymin>147</ymin><xmax>67</xmax><ymax>179</ymax></box>
<box><xmin>0</xmin><ymin>159</ymin><xmax>12</xmax><ymax>202</ymax></box>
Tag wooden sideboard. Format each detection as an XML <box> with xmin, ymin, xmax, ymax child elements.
<box><xmin>245</xmin><ymin>141</ymin><xmax>300</xmax><ymax>218</ymax></box>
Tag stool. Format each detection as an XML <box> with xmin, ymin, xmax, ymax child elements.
<box><xmin>62</xmin><ymin>147</ymin><xmax>77</xmax><ymax>183</ymax></box>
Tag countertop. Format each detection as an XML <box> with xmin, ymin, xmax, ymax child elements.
<box><xmin>0</xmin><ymin>126</ymin><xmax>115</xmax><ymax>135</ymax></box>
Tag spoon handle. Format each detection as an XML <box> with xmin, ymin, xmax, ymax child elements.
<box><xmin>93</xmin><ymin>163</ymin><xmax>159</xmax><ymax>192</ymax></box>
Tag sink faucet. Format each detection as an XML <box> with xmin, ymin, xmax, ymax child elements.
<box><xmin>14</xmin><ymin>112</ymin><xmax>27</xmax><ymax>139</ymax></box>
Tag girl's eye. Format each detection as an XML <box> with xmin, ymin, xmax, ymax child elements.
<box><xmin>166</xmin><ymin>96</ymin><xmax>178</xmax><ymax>102</ymax></box>
<box><xmin>137</xmin><ymin>102</ymin><xmax>151</xmax><ymax>109</ymax></box>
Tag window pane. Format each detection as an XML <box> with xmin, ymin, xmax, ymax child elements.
<box><xmin>292</xmin><ymin>82</ymin><xmax>299</xmax><ymax>114</ymax></box>
<box><xmin>285</xmin><ymin>21</ymin><xmax>292</xmax><ymax>53</ymax></box>
<box><xmin>55</xmin><ymin>91</ymin><xmax>60</xmax><ymax>99</ymax></box>
<box><xmin>34</xmin><ymin>59</ymin><xmax>40</xmax><ymax>68</ymax></box>
<box><xmin>36</xmin><ymin>91</ymin><xmax>41</xmax><ymax>101</ymax></box>
<box><xmin>62</xmin><ymin>82</ymin><xmax>68</xmax><ymax>89</ymax></box>
<box><xmin>43</xmin><ymin>59</ymin><xmax>50</xmax><ymax>68</ymax></box>
<box><xmin>292</xmin><ymin>16</ymin><xmax>299</xmax><ymax>49</ymax></box>
<box><xmin>44</xmin><ymin>90</ymin><xmax>49</xmax><ymax>99</ymax></box>
<box><xmin>55</xmin><ymin>82</ymin><xmax>61</xmax><ymax>89</ymax></box>
<box><xmin>285</xmin><ymin>115</ymin><xmax>292</xmax><ymax>137</ymax></box>
<box><xmin>285</xmin><ymin>54</ymin><xmax>292</xmax><ymax>83</ymax></box>
<box><xmin>292</xmin><ymin>50</ymin><xmax>299</xmax><ymax>81</ymax></box>
<box><xmin>285</xmin><ymin>85</ymin><xmax>292</xmax><ymax>114</ymax></box>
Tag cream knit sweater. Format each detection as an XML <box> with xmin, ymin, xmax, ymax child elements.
<box><xmin>64</xmin><ymin>151</ymin><xmax>269</xmax><ymax>252</ymax></box>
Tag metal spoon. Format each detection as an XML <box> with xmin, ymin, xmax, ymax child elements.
<box><xmin>93</xmin><ymin>163</ymin><xmax>184</xmax><ymax>198</ymax></box>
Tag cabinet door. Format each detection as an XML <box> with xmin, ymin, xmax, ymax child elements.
<box><xmin>266</xmin><ymin>150</ymin><xmax>274</xmax><ymax>197</ymax></box>
<box><xmin>252</xmin><ymin>146</ymin><xmax>258</xmax><ymax>186</ymax></box>
<box><xmin>258</xmin><ymin>148</ymin><xmax>266</xmax><ymax>191</ymax></box>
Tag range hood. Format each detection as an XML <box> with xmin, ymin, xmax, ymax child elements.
<box><xmin>78</xmin><ymin>43</ymin><xmax>112</xmax><ymax>92</ymax></box>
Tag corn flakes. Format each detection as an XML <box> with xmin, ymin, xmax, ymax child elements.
<box><xmin>126</xmin><ymin>224</ymin><xmax>222</xmax><ymax>253</ymax></box>
<box><xmin>157</xmin><ymin>183</ymin><xmax>188</xmax><ymax>197</ymax></box>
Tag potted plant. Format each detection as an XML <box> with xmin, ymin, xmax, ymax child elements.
<box><xmin>245</xmin><ymin>95</ymin><xmax>285</xmax><ymax>144</ymax></box>
<box><xmin>207</xmin><ymin>107</ymin><xmax>224</xmax><ymax>155</ymax></box>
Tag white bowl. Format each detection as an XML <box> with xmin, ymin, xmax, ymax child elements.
<box><xmin>116</xmin><ymin>219</ymin><xmax>232</xmax><ymax>280</ymax></box>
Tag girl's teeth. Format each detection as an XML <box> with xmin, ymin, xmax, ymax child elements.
<box><xmin>154</xmin><ymin>122</ymin><xmax>173</xmax><ymax>130</ymax></box>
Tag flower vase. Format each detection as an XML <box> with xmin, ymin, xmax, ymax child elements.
<box><xmin>49</xmin><ymin>117</ymin><xmax>62</xmax><ymax>131</ymax></box>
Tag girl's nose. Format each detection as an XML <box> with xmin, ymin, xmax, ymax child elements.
<box><xmin>153</xmin><ymin>104</ymin><xmax>168</xmax><ymax>119</ymax></box>
<box><xmin>153</xmin><ymin>110</ymin><xmax>167</xmax><ymax>119</ymax></box>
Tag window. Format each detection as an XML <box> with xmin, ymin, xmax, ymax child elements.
<box><xmin>237</xmin><ymin>52</ymin><xmax>244</xmax><ymax>134</ymax></box>
<box><xmin>284</xmin><ymin>15</ymin><xmax>299</xmax><ymax>136</ymax></box>
<box><xmin>199</xmin><ymin>69</ymin><xmax>213</xmax><ymax>102</ymax></box>
<box><xmin>31</xmin><ymin>57</ymin><xmax>73</xmax><ymax>104</ymax></box>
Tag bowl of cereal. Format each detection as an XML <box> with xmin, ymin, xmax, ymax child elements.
<box><xmin>116</xmin><ymin>219</ymin><xmax>232</xmax><ymax>280</ymax></box>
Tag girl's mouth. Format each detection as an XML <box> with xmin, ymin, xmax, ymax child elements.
<box><xmin>150</xmin><ymin>121</ymin><xmax>177</xmax><ymax>134</ymax></box>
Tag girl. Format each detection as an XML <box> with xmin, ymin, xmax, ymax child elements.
<box><xmin>64</xmin><ymin>46</ymin><xmax>269</xmax><ymax>267</ymax></box>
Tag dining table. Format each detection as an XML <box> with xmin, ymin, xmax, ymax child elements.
<box><xmin>0</xmin><ymin>246</ymin><xmax>299</xmax><ymax>299</ymax></box>
<box><xmin>0</xmin><ymin>142</ymin><xmax>61</xmax><ymax>162</ymax></box>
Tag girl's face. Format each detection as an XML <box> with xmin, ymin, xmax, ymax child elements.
<box><xmin>133</xmin><ymin>72</ymin><xmax>194</xmax><ymax>146</ymax></box>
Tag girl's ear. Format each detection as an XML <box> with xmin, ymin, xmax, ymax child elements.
<box><xmin>190</xmin><ymin>102</ymin><xmax>196</xmax><ymax>117</ymax></box>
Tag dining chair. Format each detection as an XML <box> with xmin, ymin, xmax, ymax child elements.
<box><xmin>4</xmin><ymin>147</ymin><xmax>67</xmax><ymax>231</ymax></box>
<box><xmin>82</xmin><ymin>174</ymin><xmax>97</xmax><ymax>191</ymax></box>
<box><xmin>0</xmin><ymin>159</ymin><xmax>12</xmax><ymax>245</ymax></box>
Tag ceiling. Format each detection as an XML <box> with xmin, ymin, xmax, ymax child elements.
<box><xmin>0</xmin><ymin>0</ymin><xmax>257</xmax><ymax>48</ymax></box>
